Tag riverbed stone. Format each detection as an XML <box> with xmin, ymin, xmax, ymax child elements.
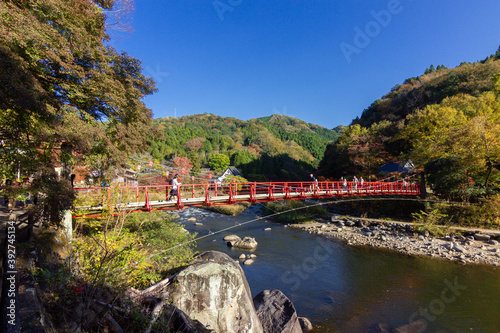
<box><xmin>490</xmin><ymin>239</ymin><xmax>499</xmax><ymax>245</ymax></box>
<box><xmin>224</xmin><ymin>234</ymin><xmax>241</xmax><ymax>242</ymax></box>
<box><xmin>454</xmin><ymin>245</ymin><xmax>466</xmax><ymax>253</ymax></box>
<box><xmin>229</xmin><ymin>237</ymin><xmax>258</xmax><ymax>250</ymax></box>
<box><xmin>298</xmin><ymin>317</ymin><xmax>313</xmax><ymax>332</ymax></box>
<box><xmin>243</xmin><ymin>259</ymin><xmax>255</xmax><ymax>265</ymax></box>
<box><xmin>239</xmin><ymin>254</ymin><xmax>247</xmax><ymax>260</ymax></box>
<box><xmin>474</xmin><ymin>234</ymin><xmax>491</xmax><ymax>241</ymax></box>
<box><xmin>187</xmin><ymin>217</ymin><xmax>197</xmax><ymax>222</ymax></box>
<box><xmin>168</xmin><ymin>251</ymin><xmax>263</xmax><ymax>333</ymax></box>
<box><xmin>253</xmin><ymin>290</ymin><xmax>302</xmax><ymax>333</ymax></box>
<box><xmin>194</xmin><ymin>222</ymin><xmax>203</xmax><ymax>226</ymax></box>
<box><xmin>264</xmin><ymin>227</ymin><xmax>272</xmax><ymax>231</ymax></box>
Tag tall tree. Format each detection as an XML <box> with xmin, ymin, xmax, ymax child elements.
<box><xmin>0</xmin><ymin>0</ymin><xmax>156</xmax><ymax>177</ymax></box>
<box><xmin>0</xmin><ymin>0</ymin><xmax>156</xmax><ymax>225</ymax></box>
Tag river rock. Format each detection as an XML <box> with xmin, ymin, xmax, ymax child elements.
<box><xmin>171</xmin><ymin>213</ymin><xmax>180</xmax><ymax>219</ymax></box>
<box><xmin>298</xmin><ymin>317</ymin><xmax>313</xmax><ymax>332</ymax></box>
<box><xmin>224</xmin><ymin>234</ymin><xmax>241</xmax><ymax>242</ymax></box>
<box><xmin>230</xmin><ymin>237</ymin><xmax>258</xmax><ymax>250</ymax></box>
<box><xmin>187</xmin><ymin>217</ymin><xmax>197</xmax><ymax>222</ymax></box>
<box><xmin>264</xmin><ymin>228</ymin><xmax>272</xmax><ymax>231</ymax></box>
<box><xmin>454</xmin><ymin>245</ymin><xmax>466</xmax><ymax>253</ymax></box>
<box><xmin>345</xmin><ymin>220</ymin><xmax>355</xmax><ymax>227</ymax></box>
<box><xmin>394</xmin><ymin>319</ymin><xmax>426</xmax><ymax>332</ymax></box>
<box><xmin>490</xmin><ymin>239</ymin><xmax>499</xmax><ymax>245</ymax></box>
<box><xmin>249</xmin><ymin>254</ymin><xmax>257</xmax><ymax>258</ymax></box>
<box><xmin>239</xmin><ymin>254</ymin><xmax>247</xmax><ymax>260</ymax></box>
<box><xmin>356</xmin><ymin>220</ymin><xmax>368</xmax><ymax>228</ymax></box>
<box><xmin>162</xmin><ymin>304</ymin><xmax>211</xmax><ymax>332</ymax></box>
<box><xmin>243</xmin><ymin>259</ymin><xmax>255</xmax><ymax>265</ymax></box>
<box><xmin>253</xmin><ymin>289</ymin><xmax>302</xmax><ymax>333</ymax></box>
<box><xmin>474</xmin><ymin>234</ymin><xmax>491</xmax><ymax>241</ymax></box>
<box><xmin>168</xmin><ymin>251</ymin><xmax>263</xmax><ymax>333</ymax></box>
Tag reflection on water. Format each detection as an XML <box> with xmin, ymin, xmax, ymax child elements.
<box><xmin>177</xmin><ymin>205</ymin><xmax>500</xmax><ymax>332</ymax></box>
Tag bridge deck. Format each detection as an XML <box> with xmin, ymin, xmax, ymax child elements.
<box><xmin>73</xmin><ymin>180</ymin><xmax>420</xmax><ymax>216</ymax></box>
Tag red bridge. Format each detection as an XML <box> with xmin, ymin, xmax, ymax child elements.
<box><xmin>74</xmin><ymin>180</ymin><xmax>421</xmax><ymax>216</ymax></box>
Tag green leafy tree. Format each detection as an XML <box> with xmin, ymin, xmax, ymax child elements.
<box><xmin>425</xmin><ymin>157</ymin><xmax>482</xmax><ymax>201</ymax></box>
<box><xmin>401</xmin><ymin>91</ymin><xmax>500</xmax><ymax>188</ymax></box>
<box><xmin>0</xmin><ymin>0</ymin><xmax>156</xmax><ymax>225</ymax></box>
<box><xmin>208</xmin><ymin>153</ymin><xmax>230</xmax><ymax>172</ymax></box>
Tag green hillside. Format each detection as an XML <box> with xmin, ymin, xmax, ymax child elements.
<box><xmin>149</xmin><ymin>114</ymin><xmax>341</xmax><ymax>181</ymax></box>
<box><xmin>353</xmin><ymin>52</ymin><xmax>500</xmax><ymax>128</ymax></box>
<box><xmin>319</xmin><ymin>52</ymin><xmax>500</xmax><ymax>206</ymax></box>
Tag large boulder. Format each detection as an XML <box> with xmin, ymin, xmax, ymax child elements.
<box><xmin>168</xmin><ymin>251</ymin><xmax>263</xmax><ymax>333</ymax></box>
<box><xmin>161</xmin><ymin>305</ymin><xmax>212</xmax><ymax>332</ymax></box>
<box><xmin>253</xmin><ymin>289</ymin><xmax>302</xmax><ymax>333</ymax></box>
<box><xmin>224</xmin><ymin>234</ymin><xmax>241</xmax><ymax>242</ymax></box>
<box><xmin>229</xmin><ymin>236</ymin><xmax>258</xmax><ymax>250</ymax></box>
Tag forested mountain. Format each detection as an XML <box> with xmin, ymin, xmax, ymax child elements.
<box><xmin>149</xmin><ymin>114</ymin><xmax>341</xmax><ymax>181</ymax></box>
<box><xmin>352</xmin><ymin>52</ymin><xmax>500</xmax><ymax>128</ymax></box>
<box><xmin>319</xmin><ymin>51</ymin><xmax>500</xmax><ymax>203</ymax></box>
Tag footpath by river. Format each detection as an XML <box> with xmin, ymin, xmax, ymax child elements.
<box><xmin>177</xmin><ymin>204</ymin><xmax>500</xmax><ymax>333</ymax></box>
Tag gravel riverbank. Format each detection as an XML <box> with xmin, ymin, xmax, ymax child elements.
<box><xmin>289</xmin><ymin>215</ymin><xmax>500</xmax><ymax>266</ymax></box>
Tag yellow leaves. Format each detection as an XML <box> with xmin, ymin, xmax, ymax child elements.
<box><xmin>401</xmin><ymin>88</ymin><xmax>500</xmax><ymax>173</ymax></box>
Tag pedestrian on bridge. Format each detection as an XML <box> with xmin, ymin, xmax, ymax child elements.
<box><xmin>310</xmin><ymin>174</ymin><xmax>318</xmax><ymax>192</ymax></box>
<box><xmin>169</xmin><ymin>174</ymin><xmax>182</xmax><ymax>201</ymax></box>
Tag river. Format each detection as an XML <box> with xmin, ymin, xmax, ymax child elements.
<box><xmin>178</xmin><ymin>205</ymin><xmax>500</xmax><ymax>332</ymax></box>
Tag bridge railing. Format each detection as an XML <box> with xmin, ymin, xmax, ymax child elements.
<box><xmin>74</xmin><ymin>180</ymin><xmax>420</xmax><ymax>213</ymax></box>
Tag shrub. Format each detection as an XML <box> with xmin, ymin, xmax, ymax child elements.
<box><xmin>412</xmin><ymin>206</ymin><xmax>450</xmax><ymax>236</ymax></box>
<box><xmin>74</xmin><ymin>211</ymin><xmax>196</xmax><ymax>289</ymax></box>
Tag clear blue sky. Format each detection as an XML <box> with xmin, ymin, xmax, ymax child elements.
<box><xmin>111</xmin><ymin>0</ymin><xmax>500</xmax><ymax>128</ymax></box>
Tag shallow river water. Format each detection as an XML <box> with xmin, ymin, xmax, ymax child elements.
<box><xmin>177</xmin><ymin>205</ymin><xmax>500</xmax><ymax>332</ymax></box>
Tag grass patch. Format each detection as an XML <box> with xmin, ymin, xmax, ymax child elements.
<box><xmin>204</xmin><ymin>202</ymin><xmax>251</xmax><ymax>216</ymax></box>
<box><xmin>263</xmin><ymin>200</ymin><xmax>327</xmax><ymax>224</ymax></box>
